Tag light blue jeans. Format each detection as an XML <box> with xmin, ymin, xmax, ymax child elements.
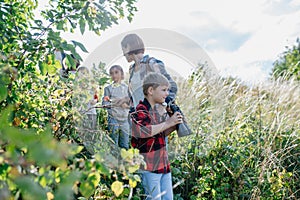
<box><xmin>108</xmin><ymin>117</ymin><xmax>130</xmax><ymax>149</ymax></box>
<box><xmin>141</xmin><ymin>171</ymin><xmax>173</xmax><ymax>200</ymax></box>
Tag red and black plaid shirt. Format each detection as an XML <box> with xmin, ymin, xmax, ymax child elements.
<box><xmin>131</xmin><ymin>98</ymin><xmax>170</xmax><ymax>174</ymax></box>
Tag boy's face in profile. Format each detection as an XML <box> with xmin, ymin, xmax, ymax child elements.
<box><xmin>150</xmin><ymin>85</ymin><xmax>169</xmax><ymax>104</ymax></box>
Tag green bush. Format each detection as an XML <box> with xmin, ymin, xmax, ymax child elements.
<box><xmin>0</xmin><ymin>1</ymin><xmax>141</xmax><ymax>199</ymax></box>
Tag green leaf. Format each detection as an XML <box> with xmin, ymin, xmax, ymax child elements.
<box><xmin>99</xmin><ymin>77</ymin><xmax>110</xmax><ymax>85</ymax></box>
<box><xmin>0</xmin><ymin>84</ymin><xmax>8</xmax><ymax>102</ymax></box>
<box><xmin>70</xmin><ymin>145</ymin><xmax>84</xmax><ymax>155</ymax></box>
<box><xmin>38</xmin><ymin>61</ymin><xmax>47</xmax><ymax>75</ymax></box>
<box><xmin>96</xmin><ymin>163</ymin><xmax>110</xmax><ymax>176</ymax></box>
<box><xmin>88</xmin><ymin>172</ymin><xmax>100</xmax><ymax>187</ymax></box>
<box><xmin>4</xmin><ymin>127</ymin><xmax>36</xmax><ymax>147</ymax></box>
<box><xmin>15</xmin><ymin>176</ymin><xmax>47</xmax><ymax>200</ymax></box>
<box><xmin>0</xmin><ymin>106</ymin><xmax>13</xmax><ymax>130</ymax></box>
<box><xmin>80</xmin><ymin>173</ymin><xmax>100</xmax><ymax>198</ymax></box>
<box><xmin>54</xmin><ymin>59</ymin><xmax>63</xmax><ymax>69</ymax></box>
<box><xmin>56</xmin><ymin>111</ymin><xmax>68</xmax><ymax>120</ymax></box>
<box><xmin>47</xmin><ymin>64</ymin><xmax>58</xmax><ymax>76</ymax></box>
<box><xmin>121</xmin><ymin>148</ymin><xmax>134</xmax><ymax>160</ymax></box>
<box><xmin>79</xmin><ymin>181</ymin><xmax>95</xmax><ymax>198</ymax></box>
<box><xmin>129</xmin><ymin>179</ymin><xmax>137</xmax><ymax>188</ymax></box>
<box><xmin>34</xmin><ymin>20</ymin><xmax>43</xmax><ymax>27</ymax></box>
<box><xmin>71</xmin><ymin>51</ymin><xmax>82</xmax><ymax>62</ymax></box>
<box><xmin>57</xmin><ymin>20</ymin><xmax>64</xmax><ymax>30</ymax></box>
<box><xmin>39</xmin><ymin>176</ymin><xmax>47</xmax><ymax>187</ymax></box>
<box><xmin>38</xmin><ymin>61</ymin><xmax>58</xmax><ymax>76</ymax></box>
<box><xmin>54</xmin><ymin>171</ymin><xmax>81</xmax><ymax>200</ymax></box>
<box><xmin>71</xmin><ymin>40</ymin><xmax>88</xmax><ymax>53</ymax></box>
<box><xmin>128</xmin><ymin>165</ymin><xmax>139</xmax><ymax>173</ymax></box>
<box><xmin>65</xmin><ymin>54</ymin><xmax>76</xmax><ymax>70</ymax></box>
<box><xmin>79</xmin><ymin>17</ymin><xmax>86</xmax><ymax>35</ymax></box>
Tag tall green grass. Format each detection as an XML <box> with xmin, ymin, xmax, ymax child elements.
<box><xmin>170</xmin><ymin>70</ymin><xmax>300</xmax><ymax>199</ymax></box>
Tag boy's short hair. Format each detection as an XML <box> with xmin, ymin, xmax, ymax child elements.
<box><xmin>121</xmin><ymin>33</ymin><xmax>145</xmax><ymax>55</ymax></box>
<box><xmin>109</xmin><ymin>65</ymin><xmax>125</xmax><ymax>80</ymax></box>
<box><xmin>143</xmin><ymin>72</ymin><xmax>170</xmax><ymax>95</ymax></box>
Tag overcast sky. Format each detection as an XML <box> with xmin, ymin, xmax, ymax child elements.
<box><xmin>44</xmin><ymin>0</ymin><xmax>300</xmax><ymax>83</ymax></box>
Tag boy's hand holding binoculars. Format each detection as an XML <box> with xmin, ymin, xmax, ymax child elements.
<box><xmin>166</xmin><ymin>111</ymin><xmax>183</xmax><ymax>127</ymax></box>
<box><xmin>164</xmin><ymin>97</ymin><xmax>193</xmax><ymax>137</ymax></box>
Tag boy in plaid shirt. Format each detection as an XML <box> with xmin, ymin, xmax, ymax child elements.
<box><xmin>131</xmin><ymin>72</ymin><xmax>183</xmax><ymax>200</ymax></box>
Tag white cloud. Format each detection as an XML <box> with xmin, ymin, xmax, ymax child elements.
<box><xmin>190</xmin><ymin>0</ymin><xmax>300</xmax><ymax>83</ymax></box>
<box><xmin>263</xmin><ymin>0</ymin><xmax>300</xmax><ymax>15</ymax></box>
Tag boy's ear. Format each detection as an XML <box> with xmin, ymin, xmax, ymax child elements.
<box><xmin>147</xmin><ymin>86</ymin><xmax>153</xmax><ymax>95</ymax></box>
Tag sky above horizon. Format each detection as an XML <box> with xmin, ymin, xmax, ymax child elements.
<box><xmin>40</xmin><ymin>0</ymin><xmax>300</xmax><ymax>83</ymax></box>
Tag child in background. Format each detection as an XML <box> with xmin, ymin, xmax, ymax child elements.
<box><xmin>131</xmin><ymin>72</ymin><xmax>183</xmax><ymax>199</ymax></box>
<box><xmin>74</xmin><ymin>66</ymin><xmax>99</xmax><ymax>154</ymax></box>
<box><xmin>102</xmin><ymin>65</ymin><xmax>130</xmax><ymax>149</ymax></box>
<box><xmin>77</xmin><ymin>66</ymin><xmax>98</xmax><ymax>130</ymax></box>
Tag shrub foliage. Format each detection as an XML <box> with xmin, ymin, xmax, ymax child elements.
<box><xmin>1</xmin><ymin>1</ymin><xmax>299</xmax><ymax>199</ymax></box>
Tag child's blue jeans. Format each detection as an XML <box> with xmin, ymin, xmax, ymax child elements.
<box><xmin>141</xmin><ymin>170</ymin><xmax>173</xmax><ymax>200</ymax></box>
<box><xmin>108</xmin><ymin>117</ymin><xmax>130</xmax><ymax>149</ymax></box>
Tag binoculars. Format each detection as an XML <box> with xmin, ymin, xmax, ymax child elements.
<box><xmin>167</xmin><ymin>100</ymin><xmax>192</xmax><ymax>137</ymax></box>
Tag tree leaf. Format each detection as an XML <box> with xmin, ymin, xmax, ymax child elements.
<box><xmin>0</xmin><ymin>84</ymin><xmax>8</xmax><ymax>102</ymax></box>
<box><xmin>15</xmin><ymin>176</ymin><xmax>47</xmax><ymax>200</ymax></box>
<box><xmin>65</xmin><ymin>54</ymin><xmax>76</xmax><ymax>70</ymax></box>
<box><xmin>128</xmin><ymin>165</ymin><xmax>139</xmax><ymax>173</ymax></box>
<box><xmin>79</xmin><ymin>172</ymin><xmax>100</xmax><ymax>198</ymax></box>
<box><xmin>47</xmin><ymin>64</ymin><xmax>58</xmax><ymax>76</ymax></box>
<box><xmin>71</xmin><ymin>40</ymin><xmax>88</xmax><ymax>53</ymax></box>
<box><xmin>79</xmin><ymin>17</ymin><xmax>85</xmax><ymax>35</ymax></box>
<box><xmin>79</xmin><ymin>181</ymin><xmax>94</xmax><ymax>198</ymax></box>
<box><xmin>96</xmin><ymin>163</ymin><xmax>110</xmax><ymax>176</ymax></box>
<box><xmin>88</xmin><ymin>172</ymin><xmax>101</xmax><ymax>187</ymax></box>
<box><xmin>129</xmin><ymin>179</ymin><xmax>137</xmax><ymax>188</ymax></box>
<box><xmin>54</xmin><ymin>171</ymin><xmax>81</xmax><ymax>200</ymax></box>
<box><xmin>39</xmin><ymin>61</ymin><xmax>48</xmax><ymax>75</ymax></box>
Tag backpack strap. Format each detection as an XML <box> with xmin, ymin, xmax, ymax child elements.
<box><xmin>129</xmin><ymin>64</ymin><xmax>135</xmax><ymax>83</ymax></box>
<box><xmin>129</xmin><ymin>57</ymin><xmax>155</xmax><ymax>81</ymax></box>
<box><xmin>143</xmin><ymin>56</ymin><xmax>155</xmax><ymax>73</ymax></box>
